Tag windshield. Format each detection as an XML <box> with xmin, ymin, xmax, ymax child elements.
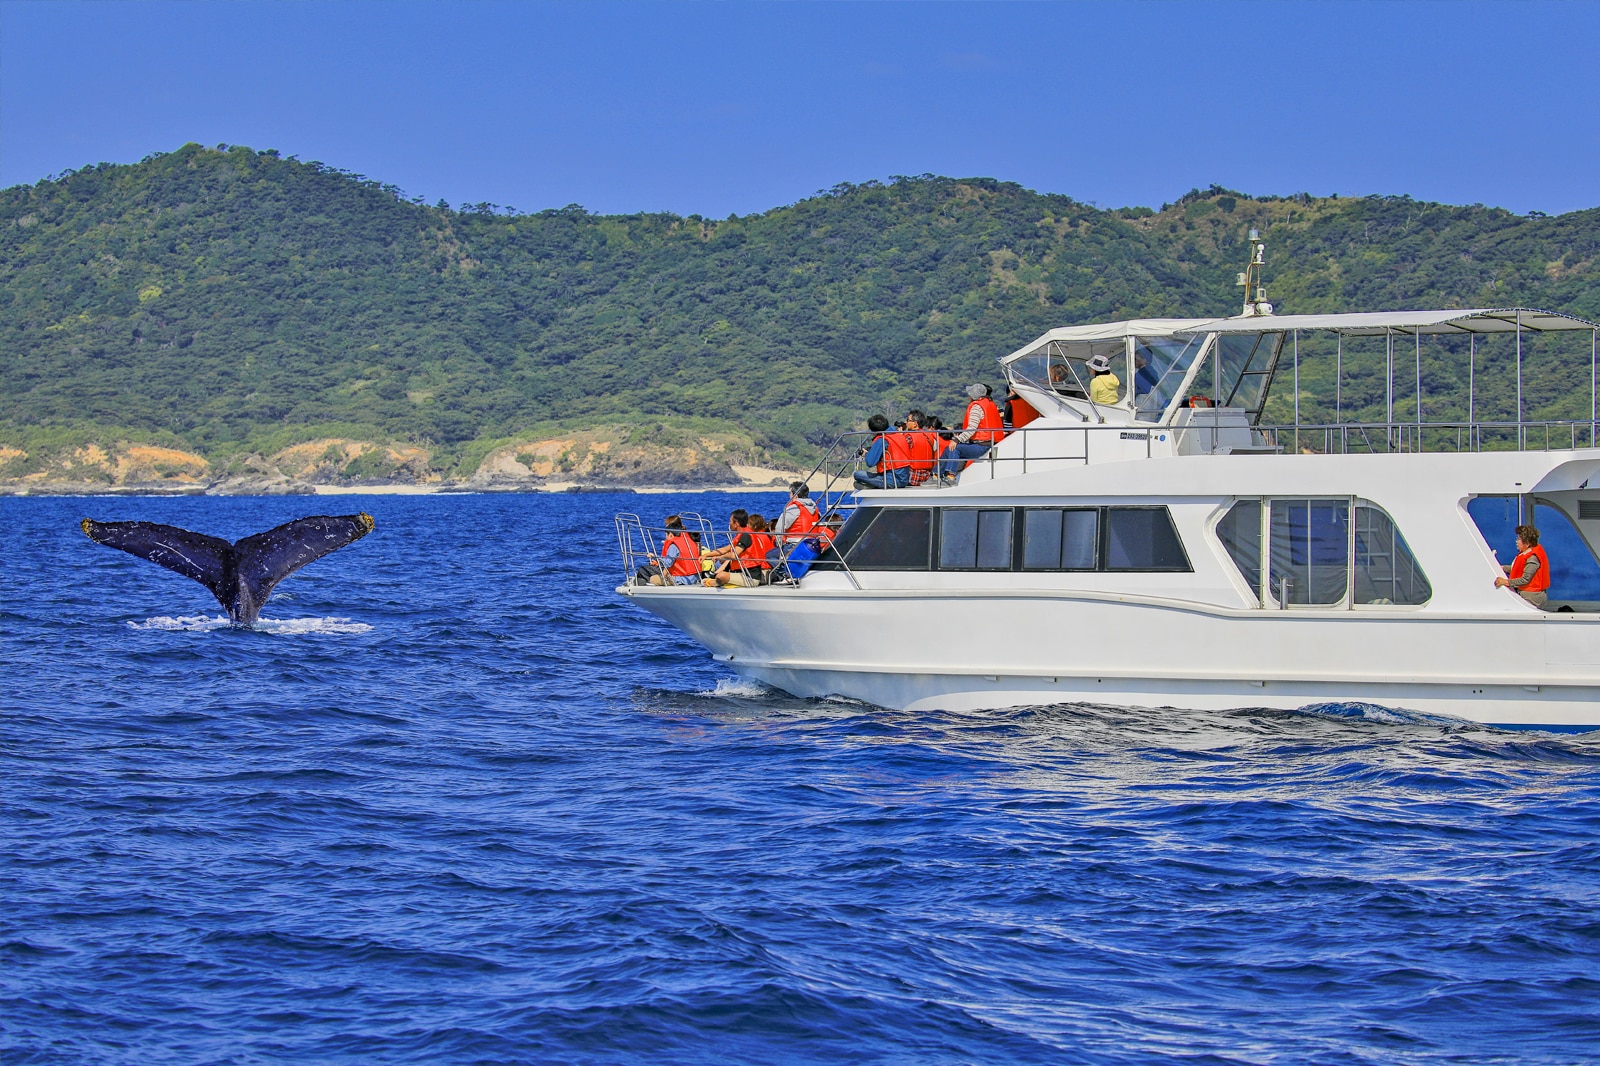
<box><xmin>1007</xmin><ymin>339</ymin><xmax>1127</xmax><ymax>404</ymax></box>
<box><xmin>1133</xmin><ymin>335</ymin><xmax>1207</xmax><ymax>421</ymax></box>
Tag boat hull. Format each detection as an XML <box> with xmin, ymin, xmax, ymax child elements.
<box><xmin>623</xmin><ymin>586</ymin><xmax>1600</xmax><ymax>728</ymax></box>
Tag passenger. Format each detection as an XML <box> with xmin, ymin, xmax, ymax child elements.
<box><xmin>773</xmin><ymin>481</ymin><xmax>821</xmax><ymax>543</ymax></box>
<box><xmin>1494</xmin><ymin>524</ymin><xmax>1551</xmax><ymax>608</ymax></box>
<box><xmin>715</xmin><ymin>514</ymin><xmax>775</xmax><ymax>587</ymax></box>
<box><xmin>645</xmin><ymin>514</ymin><xmax>703</xmax><ymax>585</ymax></box>
<box><xmin>941</xmin><ymin>384</ymin><xmax>1006</xmax><ymax>480</ymax></box>
<box><xmin>902</xmin><ymin>410</ymin><xmax>938</xmax><ymax>486</ymax></box>
<box><xmin>1087</xmin><ymin>354</ymin><xmax>1121</xmax><ymax>405</ymax></box>
<box><xmin>854</xmin><ymin>414</ymin><xmax>913</xmax><ymax>490</ymax></box>
<box><xmin>700</xmin><ymin>509</ymin><xmax>751</xmax><ymax>583</ymax></box>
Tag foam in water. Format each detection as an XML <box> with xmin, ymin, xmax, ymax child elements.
<box><xmin>701</xmin><ymin>677</ymin><xmax>772</xmax><ymax>699</ymax></box>
<box><xmin>130</xmin><ymin>615</ymin><xmax>372</xmax><ymax>635</ymax></box>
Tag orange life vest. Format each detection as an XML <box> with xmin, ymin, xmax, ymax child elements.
<box><xmin>904</xmin><ymin>431</ymin><xmax>938</xmax><ymax>483</ymax></box>
<box><xmin>662</xmin><ymin>531</ymin><xmax>700</xmax><ymax>577</ymax></box>
<box><xmin>740</xmin><ymin>530</ymin><xmax>774</xmax><ymax>569</ymax></box>
<box><xmin>1510</xmin><ymin>545</ymin><xmax>1551</xmax><ymax>592</ymax></box>
<box><xmin>965</xmin><ymin>398</ymin><xmax>1005</xmax><ymax>444</ymax></box>
<box><xmin>781</xmin><ymin>500</ymin><xmax>820</xmax><ymax>542</ymax></box>
<box><xmin>880</xmin><ymin>431</ymin><xmax>914</xmax><ymax>472</ymax></box>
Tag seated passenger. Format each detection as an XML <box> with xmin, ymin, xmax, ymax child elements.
<box><xmin>902</xmin><ymin>410</ymin><xmax>938</xmax><ymax>486</ymax></box>
<box><xmin>714</xmin><ymin>513</ymin><xmax>775</xmax><ymax>587</ymax></box>
<box><xmin>773</xmin><ymin>482</ymin><xmax>821</xmax><ymax>542</ymax></box>
<box><xmin>645</xmin><ymin>514</ymin><xmax>703</xmax><ymax>585</ymax></box>
<box><xmin>1494</xmin><ymin>524</ymin><xmax>1551</xmax><ymax>608</ymax></box>
<box><xmin>1088</xmin><ymin>355</ymin><xmax>1121</xmax><ymax>405</ymax></box>
<box><xmin>941</xmin><ymin>384</ymin><xmax>1005</xmax><ymax>480</ymax></box>
<box><xmin>700</xmin><ymin>509</ymin><xmax>750</xmax><ymax>582</ymax></box>
<box><xmin>854</xmin><ymin>414</ymin><xmax>913</xmax><ymax>490</ymax></box>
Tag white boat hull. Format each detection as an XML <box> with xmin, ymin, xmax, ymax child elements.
<box><xmin>624</xmin><ymin>586</ymin><xmax>1600</xmax><ymax>727</ymax></box>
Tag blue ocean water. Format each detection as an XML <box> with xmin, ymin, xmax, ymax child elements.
<box><xmin>3</xmin><ymin>492</ymin><xmax>1599</xmax><ymax>1066</ymax></box>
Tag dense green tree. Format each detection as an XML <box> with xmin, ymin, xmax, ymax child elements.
<box><xmin>2</xmin><ymin>146</ymin><xmax>1596</xmax><ymax>471</ymax></box>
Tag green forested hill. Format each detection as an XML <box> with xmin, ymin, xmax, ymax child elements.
<box><xmin>3</xmin><ymin>143</ymin><xmax>1596</xmax><ymax>474</ymax></box>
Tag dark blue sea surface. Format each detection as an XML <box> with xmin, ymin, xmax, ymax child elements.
<box><xmin>4</xmin><ymin>493</ymin><xmax>1599</xmax><ymax>1065</ymax></box>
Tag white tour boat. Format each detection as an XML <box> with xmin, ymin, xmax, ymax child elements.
<box><xmin>617</xmin><ymin>236</ymin><xmax>1600</xmax><ymax>728</ymax></box>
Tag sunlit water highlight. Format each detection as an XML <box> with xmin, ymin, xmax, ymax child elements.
<box><xmin>3</xmin><ymin>493</ymin><xmax>1598</xmax><ymax>1065</ymax></box>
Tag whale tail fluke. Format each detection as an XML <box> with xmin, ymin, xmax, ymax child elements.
<box><xmin>82</xmin><ymin>513</ymin><xmax>374</xmax><ymax>623</ymax></box>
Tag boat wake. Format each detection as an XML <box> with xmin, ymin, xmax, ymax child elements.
<box><xmin>129</xmin><ymin>614</ymin><xmax>373</xmax><ymax>635</ymax></box>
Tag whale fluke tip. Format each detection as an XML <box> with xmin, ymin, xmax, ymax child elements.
<box><xmin>81</xmin><ymin>517</ymin><xmax>93</xmax><ymax>537</ymax></box>
<box><xmin>358</xmin><ymin>512</ymin><xmax>375</xmax><ymax>535</ymax></box>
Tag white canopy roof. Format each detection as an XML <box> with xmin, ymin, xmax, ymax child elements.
<box><xmin>1178</xmin><ymin>307</ymin><xmax>1598</xmax><ymax>337</ymax></box>
<box><xmin>1000</xmin><ymin>319</ymin><xmax>1214</xmax><ymax>364</ymax></box>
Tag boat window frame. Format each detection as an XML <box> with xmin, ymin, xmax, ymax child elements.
<box><xmin>1212</xmin><ymin>496</ymin><xmax>1433</xmax><ymax>609</ymax></box>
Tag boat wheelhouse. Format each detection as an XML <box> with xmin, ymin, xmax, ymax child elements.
<box><xmin>617</xmin><ymin>292</ymin><xmax>1600</xmax><ymax>728</ymax></box>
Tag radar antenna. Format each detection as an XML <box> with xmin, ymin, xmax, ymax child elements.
<box><xmin>1236</xmin><ymin>228</ymin><xmax>1273</xmax><ymax>317</ymax></box>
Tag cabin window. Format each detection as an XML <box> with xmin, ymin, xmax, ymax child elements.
<box><xmin>1469</xmin><ymin>495</ymin><xmax>1600</xmax><ymax>604</ymax></box>
<box><xmin>1217</xmin><ymin>499</ymin><xmax>1262</xmax><ymax>593</ymax></box>
<box><xmin>1022</xmin><ymin>508</ymin><xmax>1099</xmax><ymax>570</ymax></box>
<box><xmin>844</xmin><ymin>507</ymin><xmax>932</xmax><ymax>570</ymax></box>
<box><xmin>1353</xmin><ymin>504</ymin><xmax>1432</xmax><ymax>606</ymax></box>
<box><xmin>1104</xmin><ymin>507</ymin><xmax>1190</xmax><ymax>571</ymax></box>
<box><xmin>1220</xmin><ymin>498</ymin><xmax>1431</xmax><ymax>607</ymax></box>
<box><xmin>940</xmin><ymin>509</ymin><xmax>1014</xmax><ymax>570</ymax></box>
<box><xmin>1269</xmin><ymin>499</ymin><xmax>1349</xmax><ymax>605</ymax></box>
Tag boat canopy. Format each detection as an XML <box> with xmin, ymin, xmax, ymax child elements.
<box><xmin>1000</xmin><ymin>319</ymin><xmax>1214</xmax><ymax>364</ymax></box>
<box><xmin>1178</xmin><ymin>308</ymin><xmax>1598</xmax><ymax>337</ymax></box>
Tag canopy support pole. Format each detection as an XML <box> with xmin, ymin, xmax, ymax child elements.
<box><xmin>1292</xmin><ymin>330</ymin><xmax>1300</xmax><ymax>452</ymax></box>
<box><xmin>1468</xmin><ymin>334</ymin><xmax>1476</xmax><ymax>426</ymax></box>
<box><xmin>1414</xmin><ymin>330</ymin><xmax>1422</xmax><ymax>449</ymax></box>
<box><xmin>1386</xmin><ymin>328</ymin><xmax>1394</xmax><ymax>449</ymax></box>
<box><xmin>1591</xmin><ymin>328</ymin><xmax>1596</xmax><ymax>448</ymax></box>
<box><xmin>1335</xmin><ymin>335</ymin><xmax>1342</xmax><ymax>423</ymax></box>
<box><xmin>1516</xmin><ymin>310</ymin><xmax>1524</xmax><ymax>449</ymax></box>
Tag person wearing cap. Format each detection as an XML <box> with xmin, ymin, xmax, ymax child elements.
<box><xmin>940</xmin><ymin>383</ymin><xmax>1006</xmax><ymax>480</ymax></box>
<box><xmin>1088</xmin><ymin>355</ymin><xmax>1121</xmax><ymax>405</ymax></box>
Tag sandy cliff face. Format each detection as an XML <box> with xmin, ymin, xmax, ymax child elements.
<box><xmin>470</xmin><ymin>429</ymin><xmax>751</xmax><ymax>488</ymax></box>
<box><xmin>0</xmin><ymin>427</ymin><xmax>799</xmax><ymax>494</ymax></box>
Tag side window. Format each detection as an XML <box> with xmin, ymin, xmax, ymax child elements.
<box><xmin>1217</xmin><ymin>500</ymin><xmax>1262</xmax><ymax>595</ymax></box>
<box><xmin>1022</xmin><ymin>508</ymin><xmax>1099</xmax><ymax>570</ymax></box>
<box><xmin>1105</xmin><ymin>507</ymin><xmax>1190</xmax><ymax>571</ymax></box>
<box><xmin>848</xmin><ymin>508</ymin><xmax>932</xmax><ymax>570</ymax></box>
<box><xmin>940</xmin><ymin>509</ymin><xmax>1013</xmax><ymax>570</ymax></box>
<box><xmin>1354</xmin><ymin>504</ymin><xmax>1431</xmax><ymax>605</ymax></box>
<box><xmin>1269</xmin><ymin>499</ymin><xmax>1348</xmax><ymax>605</ymax></box>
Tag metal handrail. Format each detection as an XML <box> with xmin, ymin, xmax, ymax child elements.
<box><xmin>614</xmin><ymin>514</ymin><xmax>842</xmax><ymax>589</ymax></box>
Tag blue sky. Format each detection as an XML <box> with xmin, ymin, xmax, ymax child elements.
<box><xmin>3</xmin><ymin>0</ymin><xmax>1596</xmax><ymax>217</ymax></box>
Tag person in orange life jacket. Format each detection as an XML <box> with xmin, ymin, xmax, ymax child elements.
<box><xmin>941</xmin><ymin>383</ymin><xmax>1005</xmax><ymax>480</ymax></box>
<box><xmin>773</xmin><ymin>482</ymin><xmax>821</xmax><ymax>542</ymax></box>
<box><xmin>642</xmin><ymin>514</ymin><xmax>701</xmax><ymax>586</ymax></box>
<box><xmin>1495</xmin><ymin>524</ymin><xmax>1551</xmax><ymax>608</ymax></box>
<box><xmin>700</xmin><ymin>509</ymin><xmax>750</xmax><ymax>584</ymax></box>
<box><xmin>854</xmin><ymin>414</ymin><xmax>913</xmax><ymax>489</ymax></box>
<box><xmin>714</xmin><ymin>514</ymin><xmax>775</xmax><ymax>587</ymax></box>
<box><xmin>900</xmin><ymin>410</ymin><xmax>939</xmax><ymax>485</ymax></box>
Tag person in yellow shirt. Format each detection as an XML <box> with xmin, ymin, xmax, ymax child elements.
<box><xmin>1087</xmin><ymin>354</ymin><xmax>1121</xmax><ymax>405</ymax></box>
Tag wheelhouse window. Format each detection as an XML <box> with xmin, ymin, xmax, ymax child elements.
<box><xmin>1133</xmin><ymin>335</ymin><xmax>1207</xmax><ymax>422</ymax></box>
<box><xmin>1210</xmin><ymin>332</ymin><xmax>1283</xmax><ymax>414</ymax></box>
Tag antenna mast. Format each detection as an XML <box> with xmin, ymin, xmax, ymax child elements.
<box><xmin>1236</xmin><ymin>228</ymin><xmax>1273</xmax><ymax>317</ymax></box>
